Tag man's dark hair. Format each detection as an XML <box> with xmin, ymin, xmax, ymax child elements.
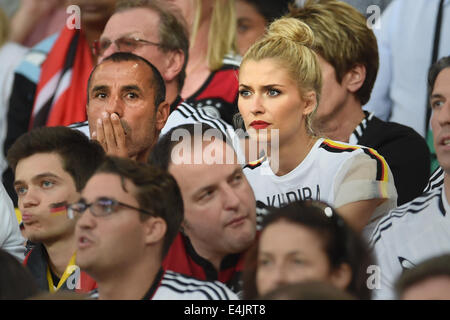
<box><xmin>395</xmin><ymin>254</ymin><xmax>450</xmax><ymax>299</ymax></box>
<box><xmin>428</xmin><ymin>55</ymin><xmax>450</xmax><ymax>102</ymax></box>
<box><xmin>149</xmin><ymin>123</ymin><xmax>232</xmax><ymax>171</ymax></box>
<box><xmin>7</xmin><ymin>126</ymin><xmax>105</xmax><ymax>192</ymax></box>
<box><xmin>115</xmin><ymin>0</ymin><xmax>189</xmax><ymax>92</ymax></box>
<box><xmin>94</xmin><ymin>156</ymin><xmax>183</xmax><ymax>258</ymax></box>
<box><xmin>87</xmin><ymin>52</ymin><xmax>166</xmax><ymax>107</ymax></box>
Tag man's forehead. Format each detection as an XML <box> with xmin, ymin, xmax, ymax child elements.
<box><xmin>82</xmin><ymin>173</ymin><xmax>135</xmax><ymax>199</ymax></box>
<box><xmin>15</xmin><ymin>153</ymin><xmax>67</xmax><ymax>180</ymax></box>
<box><xmin>90</xmin><ymin>61</ymin><xmax>153</xmax><ymax>87</ymax></box>
<box><xmin>432</xmin><ymin>68</ymin><xmax>450</xmax><ymax>93</ymax></box>
<box><xmin>94</xmin><ymin>60</ymin><xmax>149</xmax><ymax>76</ymax></box>
<box><xmin>102</xmin><ymin>8</ymin><xmax>160</xmax><ymax>41</ymax></box>
<box><xmin>169</xmin><ymin>161</ymin><xmax>242</xmax><ymax>191</ymax></box>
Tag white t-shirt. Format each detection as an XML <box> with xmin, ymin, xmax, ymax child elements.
<box><xmin>369</xmin><ymin>183</ymin><xmax>450</xmax><ymax>300</ymax></box>
<box><xmin>244</xmin><ymin>138</ymin><xmax>398</xmax><ymax>238</ymax></box>
<box><xmin>0</xmin><ymin>183</ymin><xmax>26</xmax><ymax>261</ymax></box>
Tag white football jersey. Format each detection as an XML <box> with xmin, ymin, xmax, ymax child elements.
<box><xmin>89</xmin><ymin>270</ymin><xmax>238</xmax><ymax>300</ymax></box>
<box><xmin>244</xmin><ymin>138</ymin><xmax>398</xmax><ymax>239</ymax></box>
<box><xmin>369</xmin><ymin>183</ymin><xmax>450</xmax><ymax>300</ymax></box>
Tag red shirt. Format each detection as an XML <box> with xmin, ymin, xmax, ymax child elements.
<box><xmin>162</xmin><ymin>233</ymin><xmax>246</xmax><ymax>293</ymax></box>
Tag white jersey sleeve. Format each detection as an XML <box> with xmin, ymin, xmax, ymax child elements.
<box><xmin>332</xmin><ymin>146</ymin><xmax>398</xmax><ymax>237</ymax></box>
<box><xmin>0</xmin><ymin>183</ymin><xmax>26</xmax><ymax>261</ymax></box>
<box><xmin>369</xmin><ymin>186</ymin><xmax>450</xmax><ymax>299</ymax></box>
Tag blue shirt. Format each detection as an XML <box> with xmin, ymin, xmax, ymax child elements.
<box><xmin>364</xmin><ymin>0</ymin><xmax>450</xmax><ymax>137</ymax></box>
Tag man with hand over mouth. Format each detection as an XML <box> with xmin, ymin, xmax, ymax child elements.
<box><xmin>85</xmin><ymin>52</ymin><xmax>169</xmax><ymax>162</ymax></box>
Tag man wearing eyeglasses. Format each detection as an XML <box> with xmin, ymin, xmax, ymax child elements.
<box><xmin>72</xmin><ymin>156</ymin><xmax>238</xmax><ymax>300</ymax></box>
<box><xmin>96</xmin><ymin>0</ymin><xmax>236</xmax><ymax>140</ymax></box>
<box><xmin>6</xmin><ymin>126</ymin><xmax>105</xmax><ymax>293</ymax></box>
<box><xmin>84</xmin><ymin>52</ymin><xmax>169</xmax><ymax>162</ymax></box>
<box><xmin>96</xmin><ymin>0</ymin><xmax>188</xmax><ymax>112</ymax></box>
<box><xmin>71</xmin><ymin>0</ymin><xmax>235</xmax><ymax>149</ymax></box>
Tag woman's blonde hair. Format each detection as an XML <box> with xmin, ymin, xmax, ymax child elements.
<box><xmin>0</xmin><ymin>7</ymin><xmax>10</xmax><ymax>47</ymax></box>
<box><xmin>191</xmin><ymin>0</ymin><xmax>237</xmax><ymax>71</ymax></box>
<box><xmin>242</xmin><ymin>17</ymin><xmax>322</xmax><ymax>136</ymax></box>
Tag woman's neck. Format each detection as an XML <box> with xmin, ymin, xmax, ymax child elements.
<box><xmin>267</xmin><ymin>133</ymin><xmax>318</xmax><ymax>176</ymax></box>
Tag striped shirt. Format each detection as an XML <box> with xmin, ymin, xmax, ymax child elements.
<box><xmin>423</xmin><ymin>166</ymin><xmax>444</xmax><ymax>192</ymax></box>
<box><xmin>369</xmin><ymin>182</ymin><xmax>450</xmax><ymax>299</ymax></box>
<box><xmin>183</xmin><ymin>53</ymin><xmax>241</xmax><ymax>125</ymax></box>
<box><xmin>89</xmin><ymin>269</ymin><xmax>238</xmax><ymax>300</ymax></box>
<box><xmin>162</xmin><ymin>101</ymin><xmax>234</xmax><ymax>138</ymax></box>
<box><xmin>349</xmin><ymin>111</ymin><xmax>375</xmax><ymax>145</ymax></box>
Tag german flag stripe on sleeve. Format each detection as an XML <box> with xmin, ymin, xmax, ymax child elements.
<box><xmin>319</xmin><ymin>139</ymin><xmax>359</xmax><ymax>153</ymax></box>
<box><xmin>244</xmin><ymin>156</ymin><xmax>265</xmax><ymax>170</ymax></box>
<box><xmin>320</xmin><ymin>139</ymin><xmax>389</xmax><ymax>182</ymax></box>
<box><xmin>363</xmin><ymin>148</ymin><xmax>389</xmax><ymax>182</ymax></box>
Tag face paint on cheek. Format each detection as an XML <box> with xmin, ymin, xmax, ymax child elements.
<box><xmin>49</xmin><ymin>201</ymin><xmax>68</xmax><ymax>217</ymax></box>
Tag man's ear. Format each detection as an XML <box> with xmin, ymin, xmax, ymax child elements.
<box><xmin>155</xmin><ymin>101</ymin><xmax>170</xmax><ymax>131</ymax></box>
<box><xmin>162</xmin><ymin>49</ymin><xmax>185</xmax><ymax>83</ymax></box>
<box><xmin>302</xmin><ymin>91</ymin><xmax>318</xmax><ymax>116</ymax></box>
<box><xmin>344</xmin><ymin>64</ymin><xmax>366</xmax><ymax>93</ymax></box>
<box><xmin>143</xmin><ymin>217</ymin><xmax>167</xmax><ymax>246</ymax></box>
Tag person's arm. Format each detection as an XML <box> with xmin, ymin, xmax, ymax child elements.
<box><xmin>337</xmin><ymin>198</ymin><xmax>385</xmax><ymax>233</ymax></box>
<box><xmin>8</xmin><ymin>0</ymin><xmax>61</xmax><ymax>45</ymax></box>
<box><xmin>374</xmin><ymin>125</ymin><xmax>430</xmax><ymax>205</ymax></box>
<box><xmin>333</xmin><ymin>150</ymin><xmax>398</xmax><ymax>234</ymax></box>
<box><xmin>0</xmin><ymin>184</ymin><xmax>25</xmax><ymax>262</ymax></box>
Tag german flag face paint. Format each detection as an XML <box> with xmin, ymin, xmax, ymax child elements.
<box><xmin>49</xmin><ymin>201</ymin><xmax>68</xmax><ymax>217</ymax></box>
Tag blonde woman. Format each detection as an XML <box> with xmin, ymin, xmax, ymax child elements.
<box><xmin>169</xmin><ymin>0</ymin><xmax>240</xmax><ymax>125</ymax></box>
<box><xmin>239</xmin><ymin>17</ymin><xmax>397</xmax><ymax>238</ymax></box>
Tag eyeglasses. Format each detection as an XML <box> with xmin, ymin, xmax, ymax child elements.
<box><xmin>67</xmin><ymin>197</ymin><xmax>154</xmax><ymax>219</ymax></box>
<box><xmin>92</xmin><ymin>36</ymin><xmax>161</xmax><ymax>57</ymax></box>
